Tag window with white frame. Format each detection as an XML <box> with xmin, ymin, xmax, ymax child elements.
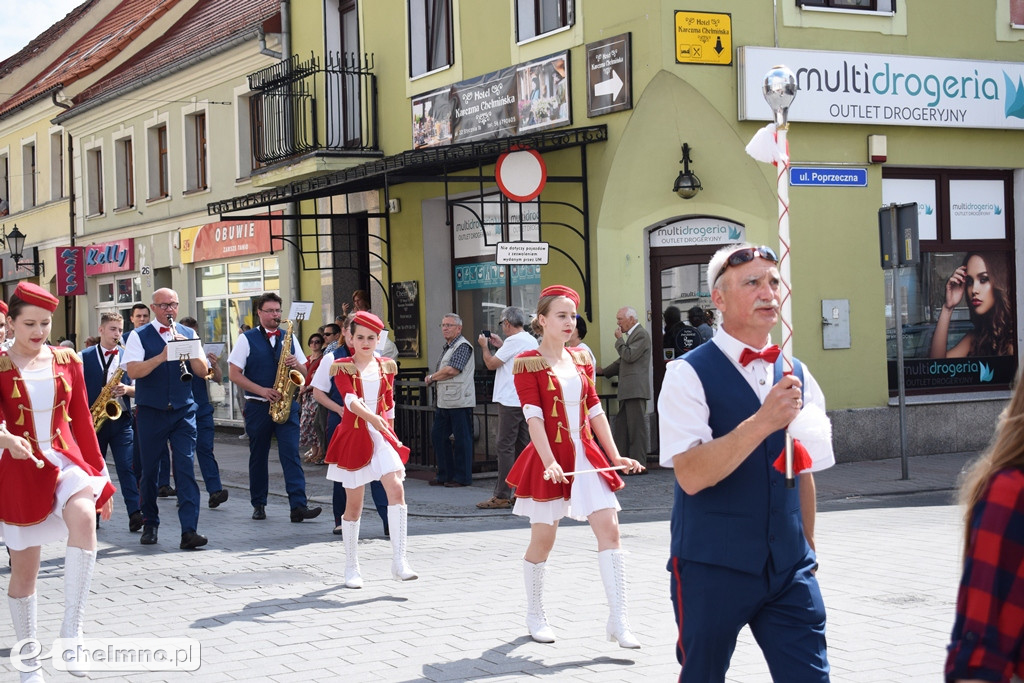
<box><xmin>22</xmin><ymin>142</ymin><xmax>36</xmax><ymax>208</ymax></box>
<box><xmin>50</xmin><ymin>131</ymin><xmax>63</xmax><ymax>200</ymax></box>
<box><xmin>114</xmin><ymin>136</ymin><xmax>134</xmax><ymax>209</ymax></box>
<box><xmin>235</xmin><ymin>90</ymin><xmax>259</xmax><ymax>179</ymax></box>
<box><xmin>86</xmin><ymin>146</ymin><xmax>104</xmax><ymax>215</ymax></box>
<box><xmin>796</xmin><ymin>0</ymin><xmax>896</xmax><ymax>11</ymax></box>
<box><xmin>1013</xmin><ymin>0</ymin><xmax>1024</xmax><ymax>26</ymax></box>
<box><xmin>516</xmin><ymin>0</ymin><xmax>573</xmax><ymax>42</ymax></box>
<box><xmin>97</xmin><ymin>274</ymin><xmax>142</xmax><ymax>327</ymax></box>
<box><xmin>184</xmin><ymin>111</ymin><xmax>208</xmax><ymax>192</ymax></box>
<box><xmin>147</xmin><ymin>123</ymin><xmax>169</xmax><ymax>200</ymax></box>
<box><xmin>0</xmin><ymin>153</ymin><xmax>8</xmax><ymax>215</ymax></box>
<box><xmin>408</xmin><ymin>0</ymin><xmax>453</xmax><ymax>78</ymax></box>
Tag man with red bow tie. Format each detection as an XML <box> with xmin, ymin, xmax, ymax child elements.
<box><xmin>123</xmin><ymin>288</ymin><xmax>210</xmax><ymax>550</ymax></box>
<box><xmin>228</xmin><ymin>292</ymin><xmax>321</xmax><ymax>524</ymax></box>
<box><xmin>82</xmin><ymin>311</ymin><xmax>142</xmax><ymax>533</ymax></box>
<box><xmin>658</xmin><ymin>243</ymin><xmax>834</xmax><ymax>682</ymax></box>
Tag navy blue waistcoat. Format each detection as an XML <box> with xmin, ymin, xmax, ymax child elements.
<box><xmin>82</xmin><ymin>346</ymin><xmax>132</xmax><ymax>411</ymax></box>
<box><xmin>670</xmin><ymin>342</ymin><xmax>809</xmax><ymax>576</ymax></box>
<box><xmin>241</xmin><ymin>327</ymin><xmax>289</xmax><ymax>398</ymax></box>
<box><xmin>134</xmin><ymin>324</ymin><xmax>195</xmax><ymax>410</ymax></box>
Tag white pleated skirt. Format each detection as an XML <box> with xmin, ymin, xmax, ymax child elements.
<box><xmin>512</xmin><ymin>437</ymin><xmax>620</xmax><ymax>526</ymax></box>
<box><xmin>326</xmin><ymin>425</ymin><xmax>405</xmax><ymax>489</ymax></box>
<box><xmin>0</xmin><ymin>449</ymin><xmax>109</xmax><ymax>551</ymax></box>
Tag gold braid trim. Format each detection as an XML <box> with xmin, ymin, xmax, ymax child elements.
<box><xmin>0</xmin><ymin>355</ymin><xmax>11</xmax><ymax>372</ymax></box>
<box><xmin>568</xmin><ymin>349</ymin><xmax>590</xmax><ymax>366</ymax></box>
<box><xmin>330</xmin><ymin>361</ymin><xmax>359</xmax><ymax>377</ymax></box>
<box><xmin>513</xmin><ymin>355</ymin><xmax>549</xmax><ymax>374</ymax></box>
<box><xmin>52</xmin><ymin>348</ymin><xmax>81</xmax><ymax>365</ymax></box>
<box><xmin>380</xmin><ymin>359</ymin><xmax>398</xmax><ymax>374</ymax></box>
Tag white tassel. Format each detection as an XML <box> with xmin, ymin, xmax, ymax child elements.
<box><xmin>789</xmin><ymin>403</ymin><xmax>835</xmax><ymax>472</ymax></box>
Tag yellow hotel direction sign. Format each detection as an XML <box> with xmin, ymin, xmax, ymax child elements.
<box><xmin>675</xmin><ymin>11</ymin><xmax>732</xmax><ymax>66</ymax></box>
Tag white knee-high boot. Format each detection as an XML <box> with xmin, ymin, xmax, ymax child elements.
<box><xmin>523</xmin><ymin>560</ymin><xmax>555</xmax><ymax>643</ymax></box>
<box><xmin>598</xmin><ymin>549</ymin><xmax>641</xmax><ymax>648</ymax></box>
<box><xmin>60</xmin><ymin>547</ymin><xmax>96</xmax><ymax>676</ymax></box>
<box><xmin>388</xmin><ymin>504</ymin><xmax>418</xmax><ymax>581</ymax></box>
<box><xmin>342</xmin><ymin>519</ymin><xmax>363</xmax><ymax>588</ymax></box>
<box><xmin>8</xmin><ymin>594</ymin><xmax>45</xmax><ymax>682</ymax></box>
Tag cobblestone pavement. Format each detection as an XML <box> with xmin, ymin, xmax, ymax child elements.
<box><xmin>0</xmin><ymin>433</ymin><xmax>973</xmax><ymax>681</ymax></box>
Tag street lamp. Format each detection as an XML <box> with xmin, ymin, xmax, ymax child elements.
<box><xmin>0</xmin><ymin>223</ymin><xmax>44</xmax><ymax>273</ymax></box>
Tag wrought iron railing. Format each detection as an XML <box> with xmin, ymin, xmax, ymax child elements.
<box><xmin>248</xmin><ymin>52</ymin><xmax>378</xmax><ymax>166</ymax></box>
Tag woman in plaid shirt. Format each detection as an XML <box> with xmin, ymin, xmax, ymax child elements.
<box><xmin>945</xmin><ymin>378</ymin><xmax>1024</xmax><ymax>683</ymax></box>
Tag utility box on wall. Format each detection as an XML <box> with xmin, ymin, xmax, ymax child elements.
<box><xmin>822</xmin><ymin>299</ymin><xmax>851</xmax><ymax>349</ymax></box>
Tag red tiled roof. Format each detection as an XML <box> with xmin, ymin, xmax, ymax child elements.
<box><xmin>73</xmin><ymin>0</ymin><xmax>280</xmax><ymax>106</ymax></box>
<box><xmin>0</xmin><ymin>0</ymin><xmax>98</xmax><ymax>80</ymax></box>
<box><xmin>0</xmin><ymin>0</ymin><xmax>183</xmax><ymax>117</ymax></box>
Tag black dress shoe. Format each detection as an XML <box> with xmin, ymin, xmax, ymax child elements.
<box><xmin>128</xmin><ymin>511</ymin><xmax>144</xmax><ymax>533</ymax></box>
<box><xmin>252</xmin><ymin>505</ymin><xmax>266</xmax><ymax>520</ymax></box>
<box><xmin>208</xmin><ymin>490</ymin><xmax>229</xmax><ymax>508</ymax></box>
<box><xmin>290</xmin><ymin>505</ymin><xmax>323</xmax><ymax>522</ymax></box>
<box><xmin>157</xmin><ymin>485</ymin><xmax>177</xmax><ymax>498</ymax></box>
<box><xmin>428</xmin><ymin>479</ymin><xmax>445</xmax><ymax>486</ymax></box>
<box><xmin>179</xmin><ymin>531</ymin><xmax>208</xmax><ymax>550</ymax></box>
<box><xmin>140</xmin><ymin>526</ymin><xmax>158</xmax><ymax>545</ymax></box>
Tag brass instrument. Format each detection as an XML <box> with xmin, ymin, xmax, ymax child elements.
<box><xmin>269</xmin><ymin>318</ymin><xmax>304</xmax><ymax>424</ymax></box>
<box><xmin>167</xmin><ymin>316</ymin><xmax>194</xmax><ymax>382</ymax></box>
<box><xmin>91</xmin><ymin>367</ymin><xmax>125</xmax><ymax>431</ymax></box>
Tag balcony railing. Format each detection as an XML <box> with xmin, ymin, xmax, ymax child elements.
<box><xmin>248</xmin><ymin>52</ymin><xmax>378</xmax><ymax>166</ymax></box>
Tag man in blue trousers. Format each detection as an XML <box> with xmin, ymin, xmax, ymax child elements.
<box><xmin>180</xmin><ymin>316</ymin><xmax>229</xmax><ymax>509</ymax></box>
<box><xmin>123</xmin><ymin>288</ymin><xmax>209</xmax><ymax>550</ymax></box>
<box><xmin>228</xmin><ymin>292</ymin><xmax>321</xmax><ymax>523</ymax></box>
<box><xmin>658</xmin><ymin>243</ymin><xmax>831</xmax><ymax>682</ymax></box>
<box><xmin>83</xmin><ymin>312</ymin><xmax>142</xmax><ymax>533</ymax></box>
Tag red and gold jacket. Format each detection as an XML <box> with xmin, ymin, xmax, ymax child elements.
<box><xmin>0</xmin><ymin>347</ymin><xmax>115</xmax><ymax>526</ymax></box>
<box><xmin>323</xmin><ymin>357</ymin><xmax>408</xmax><ymax>470</ymax></box>
<box><xmin>506</xmin><ymin>348</ymin><xmax>624</xmax><ymax>502</ymax></box>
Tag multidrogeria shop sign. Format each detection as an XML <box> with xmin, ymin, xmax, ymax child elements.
<box><xmin>650</xmin><ymin>217</ymin><xmax>745</xmax><ymax>248</ymax></box>
<box><xmin>739</xmin><ymin>46</ymin><xmax>1024</xmax><ymax>130</ymax></box>
<box><xmin>889</xmin><ymin>356</ymin><xmax>1017</xmax><ymax>391</ymax></box>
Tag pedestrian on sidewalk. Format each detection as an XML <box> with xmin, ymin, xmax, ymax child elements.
<box><xmin>425</xmin><ymin>313</ymin><xmax>475</xmax><ymax>487</ymax></box>
<box><xmin>228</xmin><ymin>292</ymin><xmax>321</xmax><ymax>524</ymax></box>
<box><xmin>658</xmin><ymin>244</ymin><xmax>834</xmax><ymax>682</ymax></box>
<box><xmin>1</xmin><ymin>282</ymin><xmax>116</xmax><ymax>679</ymax></box>
<box><xmin>179</xmin><ymin>317</ymin><xmax>229</xmax><ymax>510</ymax></box>
<box><xmin>945</xmin><ymin>373</ymin><xmax>1024</xmax><ymax>683</ymax></box>
<box><xmin>476</xmin><ymin>306</ymin><xmax>537</xmax><ymax>509</ymax></box>
<box><xmin>506</xmin><ymin>285</ymin><xmax>645</xmax><ymax>647</ymax></box>
<box><xmin>124</xmin><ymin>288</ymin><xmax>210</xmax><ymax>550</ymax></box>
<box><xmin>314</xmin><ymin>312</ymin><xmax>417</xmax><ymax>589</ymax></box>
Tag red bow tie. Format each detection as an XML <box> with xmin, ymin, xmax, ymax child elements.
<box><xmin>104</xmin><ymin>349</ymin><xmax>119</xmax><ymax>357</ymax></box>
<box><xmin>739</xmin><ymin>345</ymin><xmax>780</xmax><ymax>366</ymax></box>
<box><xmin>158</xmin><ymin>326</ymin><xmax>171</xmax><ymax>334</ymax></box>
<box><xmin>266</xmin><ymin>329</ymin><xmax>281</xmax><ymax>338</ymax></box>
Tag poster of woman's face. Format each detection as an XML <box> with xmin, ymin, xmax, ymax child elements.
<box><xmin>930</xmin><ymin>251</ymin><xmax>1015</xmax><ymax>359</ymax></box>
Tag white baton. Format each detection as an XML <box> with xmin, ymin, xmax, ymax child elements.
<box><xmin>543</xmin><ymin>465</ymin><xmax>627</xmax><ymax>480</ymax></box>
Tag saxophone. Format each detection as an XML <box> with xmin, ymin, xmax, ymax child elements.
<box><xmin>91</xmin><ymin>367</ymin><xmax>125</xmax><ymax>431</ymax></box>
<box><xmin>269</xmin><ymin>319</ymin><xmax>305</xmax><ymax>424</ymax></box>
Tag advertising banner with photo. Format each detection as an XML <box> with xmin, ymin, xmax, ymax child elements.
<box><xmin>887</xmin><ymin>249</ymin><xmax>1017</xmax><ymax>390</ymax></box>
<box><xmin>739</xmin><ymin>46</ymin><xmax>1024</xmax><ymax>130</ymax></box>
<box><xmin>411</xmin><ymin>51</ymin><xmax>571</xmax><ymax>148</ymax></box>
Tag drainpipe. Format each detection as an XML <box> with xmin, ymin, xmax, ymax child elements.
<box><xmin>257</xmin><ymin>27</ymin><xmax>282</xmax><ymax>60</ymax></box>
<box><xmin>53</xmin><ymin>90</ymin><xmax>76</xmax><ymax>344</ymax></box>
<box><xmin>280</xmin><ymin>0</ymin><xmax>301</xmax><ymax>323</ymax></box>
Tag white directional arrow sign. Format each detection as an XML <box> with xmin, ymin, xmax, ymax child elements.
<box><xmin>594</xmin><ymin>70</ymin><xmax>624</xmax><ymax>100</ymax></box>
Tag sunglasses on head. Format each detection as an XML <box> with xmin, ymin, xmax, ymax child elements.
<box><xmin>714</xmin><ymin>246</ymin><xmax>779</xmax><ymax>284</ymax></box>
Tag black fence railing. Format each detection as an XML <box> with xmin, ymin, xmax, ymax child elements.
<box><xmin>248</xmin><ymin>52</ymin><xmax>378</xmax><ymax>166</ymax></box>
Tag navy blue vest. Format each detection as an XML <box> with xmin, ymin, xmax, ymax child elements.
<box><xmin>134</xmin><ymin>324</ymin><xmax>195</xmax><ymax>410</ymax></box>
<box><xmin>670</xmin><ymin>342</ymin><xmax>809</xmax><ymax>576</ymax></box>
<box><xmin>82</xmin><ymin>345</ymin><xmax>132</xmax><ymax>413</ymax></box>
<box><xmin>241</xmin><ymin>327</ymin><xmax>292</xmax><ymax>398</ymax></box>
<box><xmin>325</xmin><ymin>345</ymin><xmax>351</xmax><ymax>442</ymax></box>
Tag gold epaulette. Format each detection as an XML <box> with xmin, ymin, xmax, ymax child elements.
<box><xmin>330</xmin><ymin>360</ymin><xmax>358</xmax><ymax>376</ymax></box>
<box><xmin>513</xmin><ymin>354</ymin><xmax>549</xmax><ymax>374</ymax></box>
<box><xmin>0</xmin><ymin>354</ymin><xmax>11</xmax><ymax>372</ymax></box>
<box><xmin>568</xmin><ymin>349</ymin><xmax>590</xmax><ymax>366</ymax></box>
<box><xmin>380</xmin><ymin>359</ymin><xmax>398</xmax><ymax>374</ymax></box>
<box><xmin>52</xmin><ymin>348</ymin><xmax>81</xmax><ymax>365</ymax></box>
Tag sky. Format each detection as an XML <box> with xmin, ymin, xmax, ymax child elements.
<box><xmin>0</xmin><ymin>0</ymin><xmax>86</xmax><ymax>63</ymax></box>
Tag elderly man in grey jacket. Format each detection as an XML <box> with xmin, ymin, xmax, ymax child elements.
<box><xmin>599</xmin><ymin>306</ymin><xmax>652</xmax><ymax>464</ymax></box>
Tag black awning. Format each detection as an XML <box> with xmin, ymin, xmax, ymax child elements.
<box><xmin>207</xmin><ymin>124</ymin><xmax>607</xmax><ymax>216</ymax></box>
